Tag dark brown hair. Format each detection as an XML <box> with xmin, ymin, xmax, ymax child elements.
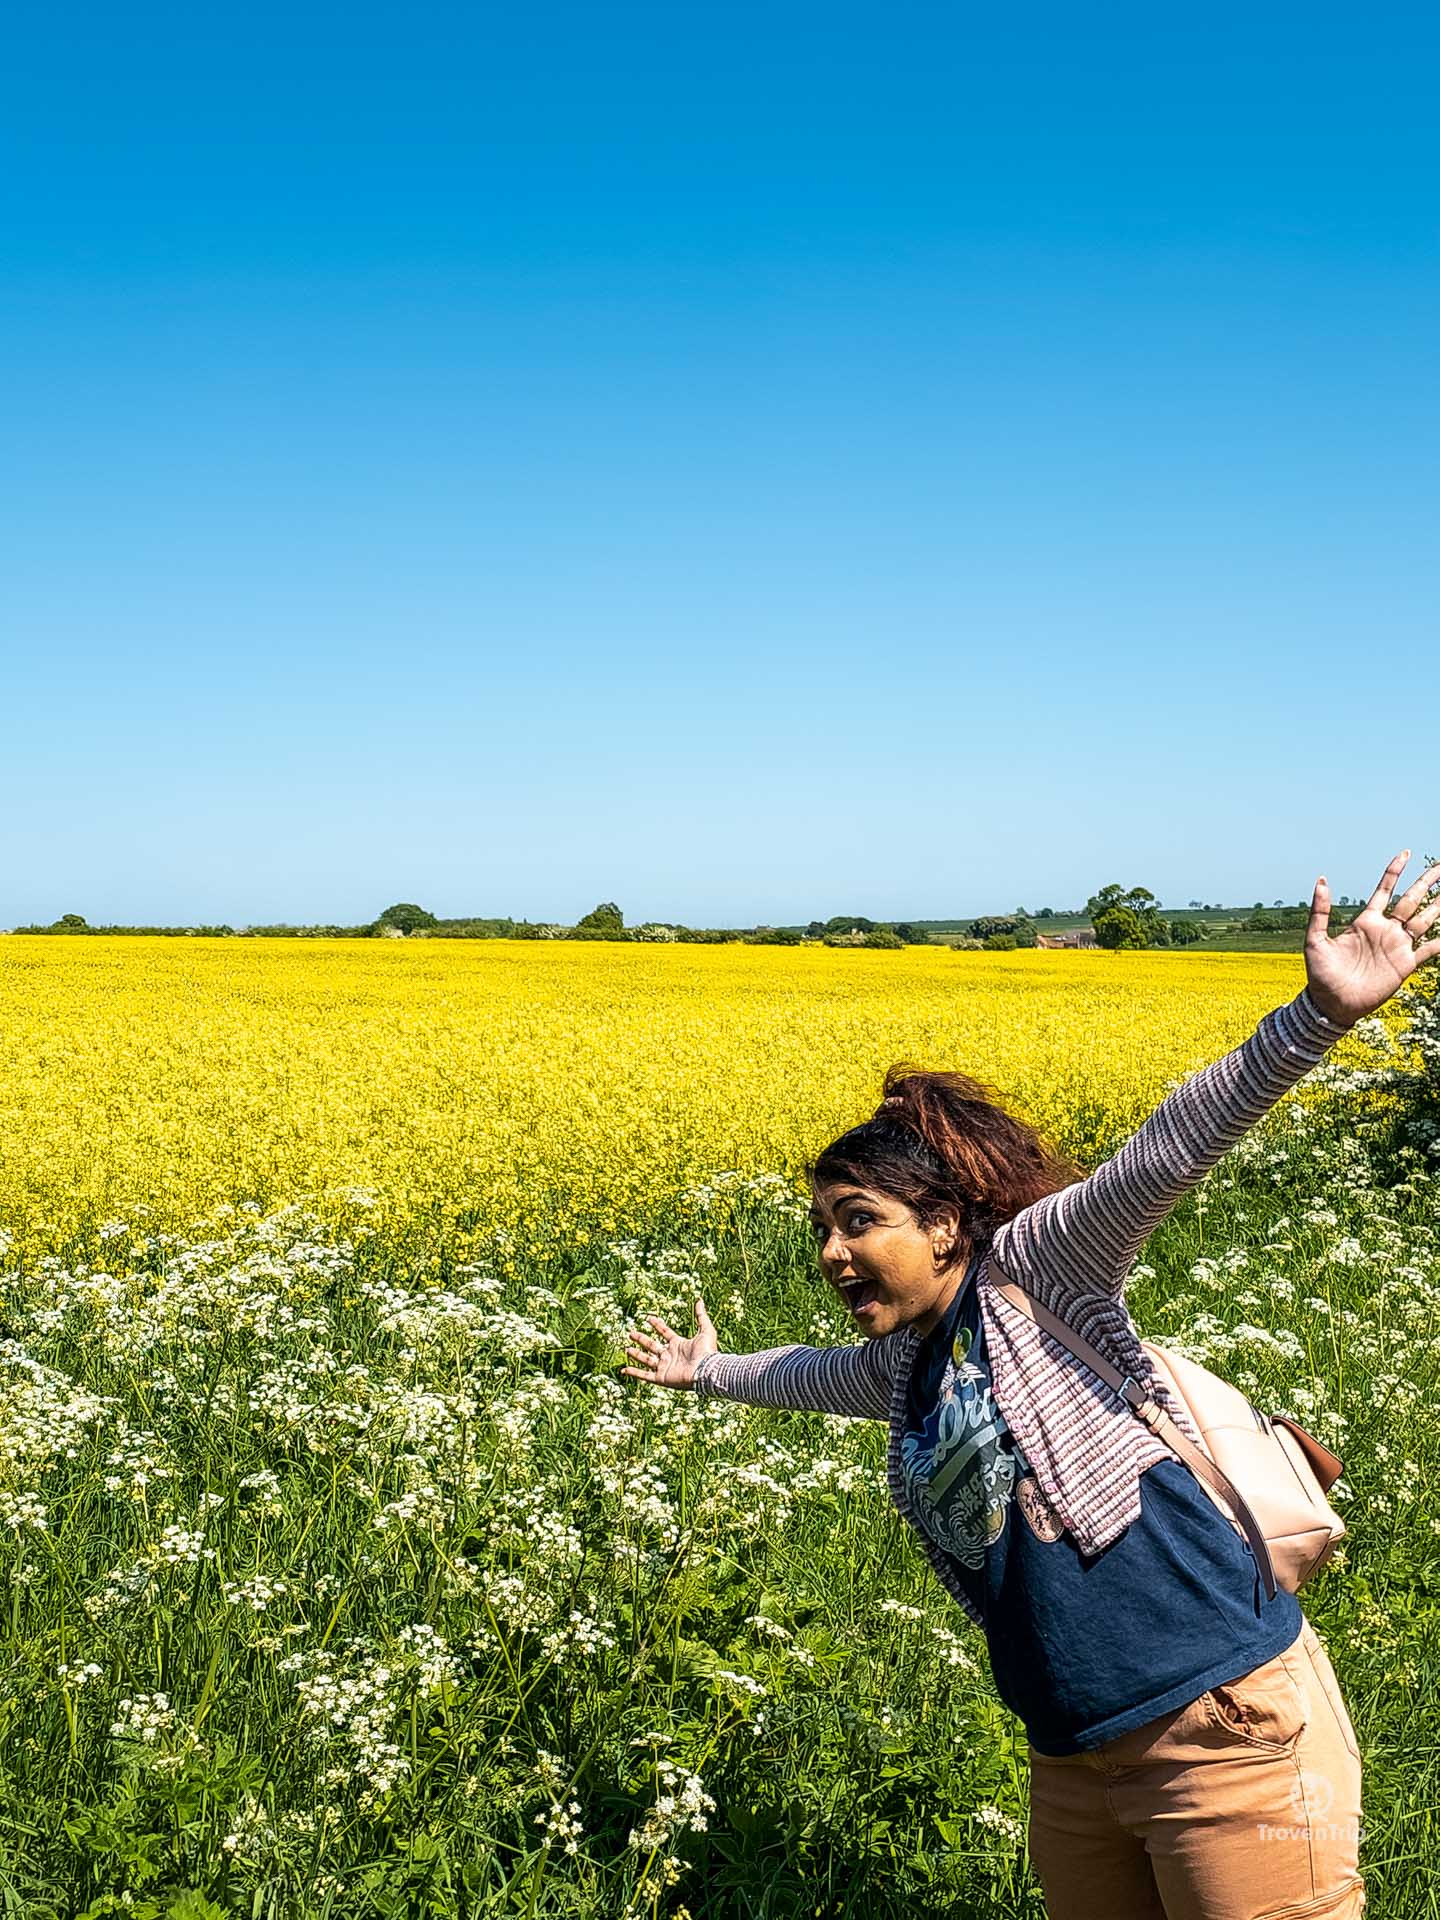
<box><xmin>804</xmin><ymin>1063</ymin><xmax>1081</xmax><ymax>1258</ymax></box>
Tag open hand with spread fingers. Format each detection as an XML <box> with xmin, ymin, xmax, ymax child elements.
<box><xmin>1305</xmin><ymin>849</ymin><xmax>1440</xmax><ymax>1029</ymax></box>
<box><xmin>622</xmin><ymin>1299</ymin><xmax>718</xmax><ymax>1391</ymax></box>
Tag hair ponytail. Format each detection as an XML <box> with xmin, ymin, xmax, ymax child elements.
<box><xmin>805</xmin><ymin>1063</ymin><xmax>1080</xmax><ymax>1255</ymax></box>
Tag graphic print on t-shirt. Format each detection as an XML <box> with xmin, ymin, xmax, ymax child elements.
<box><xmin>901</xmin><ymin>1319</ymin><xmax>1022</xmax><ymax>1569</ymax></box>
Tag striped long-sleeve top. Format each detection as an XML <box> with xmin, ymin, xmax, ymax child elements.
<box><xmin>693</xmin><ymin>988</ymin><xmax>1350</xmax><ymax>1632</ymax></box>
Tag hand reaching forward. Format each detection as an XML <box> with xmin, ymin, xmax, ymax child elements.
<box><xmin>622</xmin><ymin>1299</ymin><xmax>718</xmax><ymax>1391</ymax></box>
<box><xmin>1305</xmin><ymin>850</ymin><xmax>1440</xmax><ymax>1028</ymax></box>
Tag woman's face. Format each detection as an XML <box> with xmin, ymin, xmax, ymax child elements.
<box><xmin>808</xmin><ymin>1181</ymin><xmax>968</xmax><ymax>1339</ymax></box>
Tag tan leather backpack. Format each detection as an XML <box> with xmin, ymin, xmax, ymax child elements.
<box><xmin>990</xmin><ymin>1261</ymin><xmax>1347</xmax><ymax>1599</ymax></box>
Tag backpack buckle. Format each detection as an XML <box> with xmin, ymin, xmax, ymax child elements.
<box><xmin>1119</xmin><ymin>1376</ymin><xmax>1164</xmax><ymax>1429</ymax></box>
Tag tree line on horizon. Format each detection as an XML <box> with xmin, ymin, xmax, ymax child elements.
<box><xmin>8</xmin><ymin>891</ymin><xmax>1362</xmax><ymax>950</ymax></box>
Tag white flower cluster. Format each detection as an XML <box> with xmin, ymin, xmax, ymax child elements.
<box><xmin>221</xmin><ymin>1791</ymin><xmax>276</xmax><ymax>1859</ymax></box>
<box><xmin>145</xmin><ymin>1524</ymin><xmax>215</xmax><ymax>1567</ymax></box>
<box><xmin>110</xmin><ymin>1689</ymin><xmax>208</xmax><ymax>1770</ymax></box>
<box><xmin>111</xmin><ymin>1691</ymin><xmax>178</xmax><ymax>1743</ymax></box>
<box><xmin>281</xmin><ymin>1643</ymin><xmax>409</xmax><ymax>1805</ymax></box>
<box><xmin>372</xmin><ymin>1482</ymin><xmax>446</xmax><ymax>1532</ymax></box>
<box><xmin>493</xmin><ymin>1374</ymin><xmax>570</xmax><ymax>1448</ymax></box>
<box><xmin>395</xmin><ymin>1621</ymin><xmax>466</xmax><ymax>1694</ymax></box>
<box><xmin>745</xmin><ymin>1613</ymin><xmax>790</xmax><ymax>1640</ymax></box>
<box><xmin>930</xmin><ymin>1623</ymin><xmax>978</xmax><ymax>1672</ymax></box>
<box><xmin>236</xmin><ymin>1466</ymin><xmax>283</xmax><ymax>1514</ymax></box>
<box><xmin>680</xmin><ymin>1168</ymin><xmax>809</xmax><ymax>1224</ymax></box>
<box><xmin>714</xmin><ymin>1668</ymin><xmax>767</xmax><ymax>1698</ymax></box>
<box><xmin>0</xmin><ymin>1339</ymin><xmax>114</xmax><ymax>1476</ymax></box>
<box><xmin>56</xmin><ymin>1660</ymin><xmax>105</xmax><ymax>1689</ymax></box>
<box><xmin>103</xmin><ymin>1426</ymin><xmax>176</xmax><ymax>1497</ymax></box>
<box><xmin>222</xmin><ymin>1573</ymin><xmax>289</xmax><ymax>1612</ymax></box>
<box><xmin>628</xmin><ymin>1760</ymin><xmax>717</xmax><ymax>1854</ymax></box>
<box><xmin>539</xmin><ymin>1609</ymin><xmax>617</xmax><ymax>1662</ymax></box>
<box><xmin>84</xmin><ymin>1560</ymin><xmax>155</xmax><ymax>1620</ymax></box>
<box><xmin>358</xmin><ymin>1274</ymin><xmax>500</xmax><ymax>1345</ymax></box>
<box><xmin>0</xmin><ymin>1489</ymin><xmax>48</xmax><ymax>1531</ymax></box>
<box><xmin>534</xmin><ymin>1799</ymin><xmax>584</xmax><ymax>1853</ymax></box>
<box><xmin>973</xmin><ymin>1803</ymin><xmax>1023</xmax><ymax>1844</ymax></box>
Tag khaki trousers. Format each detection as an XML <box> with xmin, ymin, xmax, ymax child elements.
<box><xmin>1026</xmin><ymin>1617</ymin><xmax>1364</xmax><ymax>1920</ymax></box>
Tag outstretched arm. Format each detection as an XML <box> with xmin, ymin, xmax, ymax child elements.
<box><xmin>996</xmin><ymin>986</ymin><xmax>1348</xmax><ymax>1303</ymax></box>
<box><xmin>997</xmin><ymin>853</ymin><xmax>1440</xmax><ymax>1305</ymax></box>
<box><xmin>691</xmin><ymin>1338</ymin><xmax>898</xmax><ymax>1418</ymax></box>
<box><xmin>622</xmin><ymin>1299</ymin><xmax>899</xmax><ymax>1419</ymax></box>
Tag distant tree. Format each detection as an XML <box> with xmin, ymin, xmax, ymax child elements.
<box><xmin>892</xmin><ymin>922</ymin><xmax>929</xmax><ymax>945</ymax></box>
<box><xmin>56</xmin><ymin>913</ymin><xmax>88</xmax><ymax>931</ymax></box>
<box><xmin>573</xmin><ymin>901</ymin><xmax>626</xmax><ymax>940</ymax></box>
<box><xmin>1086</xmin><ymin>884</ymin><xmax>1166</xmax><ymax>950</ymax></box>
<box><xmin>805</xmin><ymin>920</ymin><xmax>826</xmax><ymax>938</ymax></box>
<box><xmin>1169</xmin><ymin>919</ymin><xmax>1207</xmax><ymax>946</ymax></box>
<box><xmin>1091</xmin><ymin>907</ymin><xmax>1146</xmax><ymax>950</ymax></box>
<box><xmin>1036</xmin><ymin>907</ymin><xmax>1054</xmax><ymax>919</ymax></box>
<box><xmin>376</xmin><ymin>902</ymin><xmax>437</xmax><ymax>936</ymax></box>
<box><xmin>823</xmin><ymin>914</ymin><xmax>875</xmax><ymax>935</ymax></box>
<box><xmin>983</xmin><ymin>932</ymin><xmax>1018</xmax><ymax>952</ymax></box>
<box><xmin>863</xmin><ymin>926</ymin><xmax>904</xmax><ymax>949</ymax></box>
<box><xmin>1188</xmin><ymin>899</ymin><xmax>1203</xmax><ymax>910</ymax></box>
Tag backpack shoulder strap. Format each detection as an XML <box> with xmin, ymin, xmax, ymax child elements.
<box><xmin>986</xmin><ymin>1250</ymin><xmax>1279</xmax><ymax>1600</ymax></box>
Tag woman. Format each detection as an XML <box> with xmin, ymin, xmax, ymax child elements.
<box><xmin>624</xmin><ymin>854</ymin><xmax>1440</xmax><ymax>1920</ymax></box>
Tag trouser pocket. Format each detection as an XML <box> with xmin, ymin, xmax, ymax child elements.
<box><xmin>1202</xmin><ymin>1645</ymin><xmax>1309</xmax><ymax>1751</ymax></box>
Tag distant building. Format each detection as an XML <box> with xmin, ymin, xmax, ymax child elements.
<box><xmin>1035</xmin><ymin>928</ymin><xmax>1099</xmax><ymax>950</ymax></box>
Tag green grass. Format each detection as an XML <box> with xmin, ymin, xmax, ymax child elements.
<box><xmin>0</xmin><ymin>1021</ymin><xmax>1435</xmax><ymax>1918</ymax></box>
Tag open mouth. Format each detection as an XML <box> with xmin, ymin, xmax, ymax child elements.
<box><xmin>839</xmin><ymin>1278</ymin><xmax>882</xmax><ymax>1319</ymax></box>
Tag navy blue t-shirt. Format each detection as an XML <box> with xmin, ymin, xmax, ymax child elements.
<box><xmin>900</xmin><ymin>1261</ymin><xmax>1303</xmax><ymax>1755</ymax></box>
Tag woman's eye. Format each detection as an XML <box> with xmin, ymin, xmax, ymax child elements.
<box><xmin>846</xmin><ymin>1211</ymin><xmax>872</xmax><ymax>1230</ymax></box>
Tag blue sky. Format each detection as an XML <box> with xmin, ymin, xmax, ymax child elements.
<box><xmin>3</xmin><ymin>3</ymin><xmax>1436</xmax><ymax>927</ymax></box>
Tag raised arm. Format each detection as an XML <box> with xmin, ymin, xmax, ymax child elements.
<box><xmin>995</xmin><ymin>986</ymin><xmax>1348</xmax><ymax>1304</ymax></box>
<box><xmin>997</xmin><ymin>854</ymin><xmax>1440</xmax><ymax>1306</ymax></box>
<box><xmin>622</xmin><ymin>1297</ymin><xmax>899</xmax><ymax>1418</ymax></box>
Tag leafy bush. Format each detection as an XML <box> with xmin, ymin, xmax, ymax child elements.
<box><xmin>375</xmin><ymin>903</ymin><xmax>438</xmax><ymax>935</ymax></box>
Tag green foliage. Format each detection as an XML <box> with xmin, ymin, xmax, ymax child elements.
<box><xmin>862</xmin><ymin>927</ymin><xmax>904</xmax><ymax>949</ymax></box>
<box><xmin>572</xmin><ymin>901</ymin><xmax>627</xmax><ymax>940</ymax></box>
<box><xmin>376</xmin><ymin>902</ymin><xmax>438</xmax><ymax>935</ymax></box>
<box><xmin>1167</xmin><ymin>918</ymin><xmax>1207</xmax><ymax>947</ymax></box>
<box><xmin>430</xmin><ymin>917</ymin><xmax>519</xmax><ymax>939</ymax></box>
<box><xmin>13</xmin><ymin>918</ymin><xmax>239</xmax><ymax>937</ymax></box>
<box><xmin>0</xmin><ymin>1049</ymin><xmax>1431</xmax><ymax>1914</ymax></box>
<box><xmin>982</xmin><ymin>932</ymin><xmax>1018</xmax><ymax>952</ymax></box>
<box><xmin>971</xmin><ymin>915</ymin><xmax>1036</xmax><ymax>949</ymax></box>
<box><xmin>1086</xmin><ymin>884</ymin><xmax>1166</xmax><ymax>951</ymax></box>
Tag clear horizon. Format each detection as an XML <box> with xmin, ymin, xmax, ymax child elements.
<box><xmin>3</xmin><ymin>3</ymin><xmax>1435</xmax><ymax>929</ymax></box>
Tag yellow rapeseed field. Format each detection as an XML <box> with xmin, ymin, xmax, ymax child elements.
<box><xmin>0</xmin><ymin>937</ymin><xmax>1313</xmax><ymax>1248</ymax></box>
